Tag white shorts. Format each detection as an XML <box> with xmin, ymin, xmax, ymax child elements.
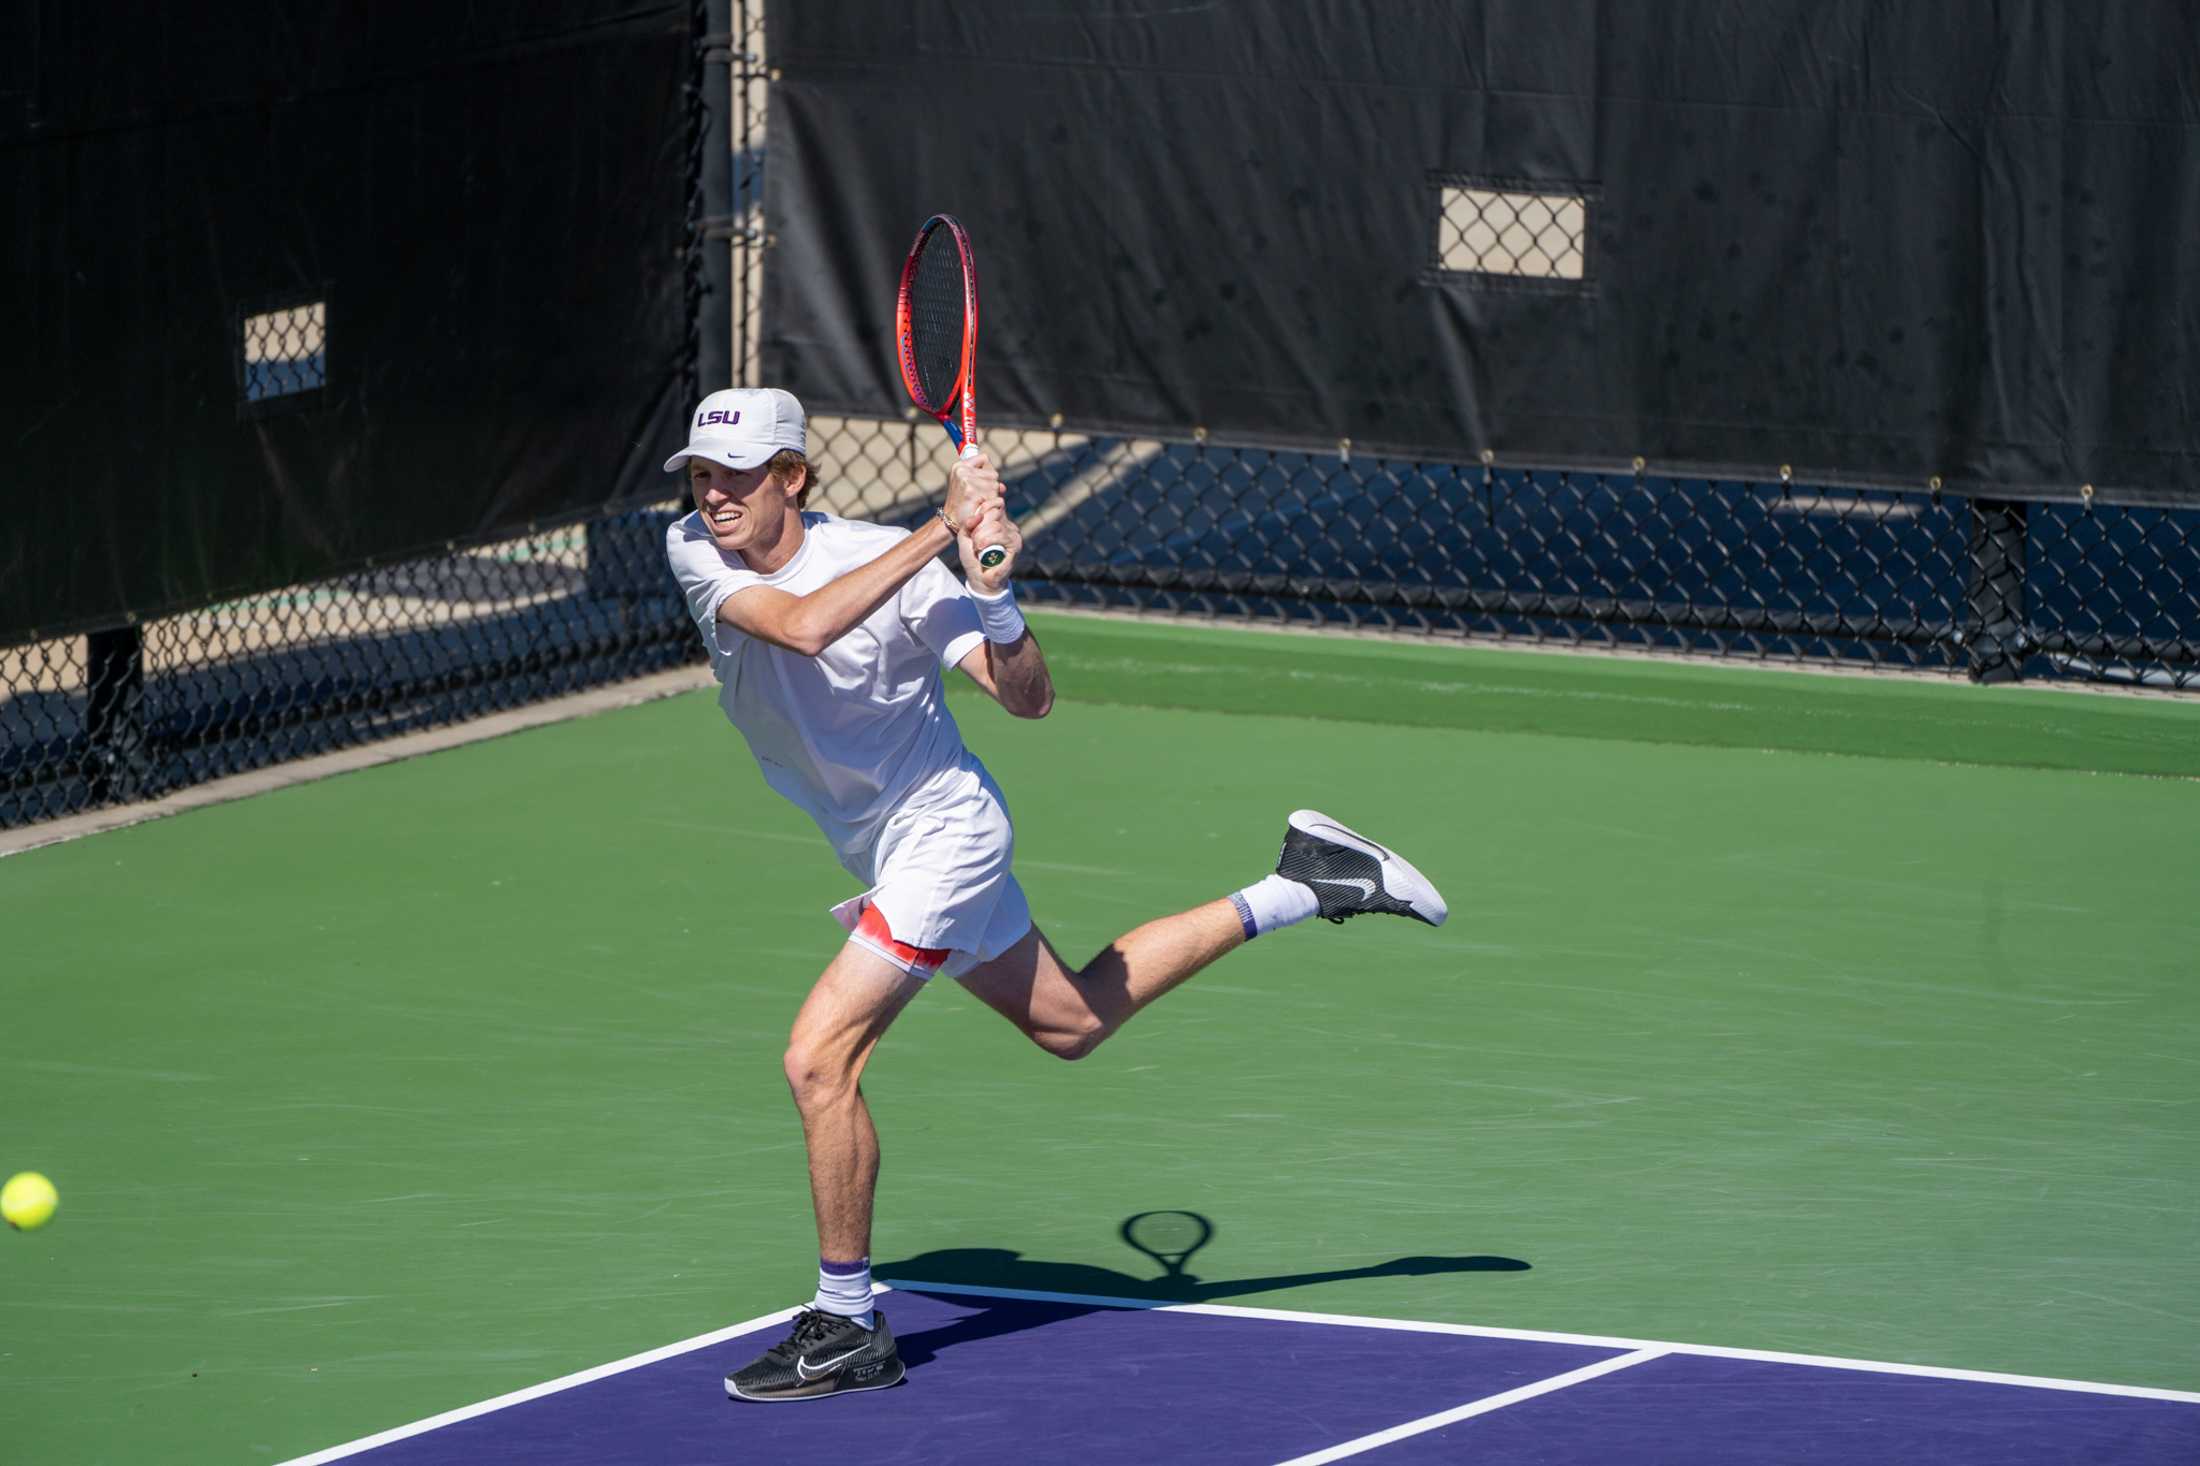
<box><xmin>827</xmin><ymin>762</ymin><xmax>1033</xmax><ymax>980</ymax></box>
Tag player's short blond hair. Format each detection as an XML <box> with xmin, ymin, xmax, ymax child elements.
<box><xmin>767</xmin><ymin>449</ymin><xmax>819</xmax><ymax>510</ymax></box>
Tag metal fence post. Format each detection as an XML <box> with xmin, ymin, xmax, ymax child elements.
<box><xmin>1965</xmin><ymin>498</ymin><xmax>2028</xmax><ymax>684</ymax></box>
<box><xmin>85</xmin><ymin>624</ymin><xmax>147</xmax><ymax>804</ymax></box>
<box><xmin>697</xmin><ymin>0</ymin><xmax>734</xmax><ymax>397</ymax></box>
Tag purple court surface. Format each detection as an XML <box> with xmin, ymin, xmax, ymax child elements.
<box><xmin>285</xmin><ymin>1283</ymin><xmax>2200</xmax><ymax>1465</ymax></box>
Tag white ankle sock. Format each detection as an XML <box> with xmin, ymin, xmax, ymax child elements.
<box><xmin>1229</xmin><ymin>873</ymin><xmax>1320</xmax><ymax>939</ymax></box>
<box><xmin>814</xmin><ymin>1257</ymin><xmax>874</xmax><ymax>1329</ymax></box>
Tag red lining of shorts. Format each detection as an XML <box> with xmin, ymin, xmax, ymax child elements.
<box><xmin>856</xmin><ymin>902</ymin><xmax>951</xmax><ymax>973</ymax></box>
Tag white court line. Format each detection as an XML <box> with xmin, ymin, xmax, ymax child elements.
<box><xmin>879</xmin><ymin>1279</ymin><xmax>2200</xmax><ymax>1405</ymax></box>
<box><xmin>1272</xmin><ymin>1347</ymin><xmax>1670</xmax><ymax>1466</ymax></box>
<box><xmin>270</xmin><ymin>1303</ymin><xmax>806</xmax><ymax>1466</ymax></box>
<box><xmin>276</xmin><ymin>1280</ymin><xmax>2200</xmax><ymax>1464</ymax></box>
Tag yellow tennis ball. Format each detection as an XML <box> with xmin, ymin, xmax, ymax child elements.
<box><xmin>3</xmin><ymin>1171</ymin><xmax>58</xmax><ymax>1232</ymax></box>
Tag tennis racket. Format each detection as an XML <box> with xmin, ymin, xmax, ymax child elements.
<box><xmin>895</xmin><ymin>213</ymin><xmax>1009</xmax><ymax>570</ymax></box>
<box><xmin>1120</xmin><ymin>1210</ymin><xmax>1214</xmax><ymax>1284</ymax></box>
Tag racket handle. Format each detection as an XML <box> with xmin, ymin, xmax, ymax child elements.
<box><xmin>956</xmin><ymin>443</ymin><xmax>1011</xmax><ymax>571</ymax></box>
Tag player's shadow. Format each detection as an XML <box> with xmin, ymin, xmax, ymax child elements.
<box><xmin>875</xmin><ymin>1224</ymin><xmax>1529</xmax><ymax>1368</ymax></box>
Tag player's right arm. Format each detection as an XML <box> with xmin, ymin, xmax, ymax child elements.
<box><xmin>718</xmin><ymin>454</ymin><xmax>1003</xmax><ymax>657</ymax></box>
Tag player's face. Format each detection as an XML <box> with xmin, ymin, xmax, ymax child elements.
<box><xmin>689</xmin><ymin>459</ymin><xmax>793</xmax><ymax>552</ymax></box>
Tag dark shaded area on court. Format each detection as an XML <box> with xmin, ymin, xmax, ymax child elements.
<box><xmin>876</xmin><ymin>1243</ymin><xmax>1530</xmax><ymax>1307</ymax></box>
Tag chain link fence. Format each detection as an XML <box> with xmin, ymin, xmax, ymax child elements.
<box><xmin>0</xmin><ymin>517</ymin><xmax>698</xmax><ymax>829</ymax></box>
<box><xmin>5</xmin><ymin>1</ymin><xmax>2195</xmax><ymax>834</ymax></box>
<box><xmin>239</xmin><ymin>299</ymin><xmax>330</xmax><ymax>408</ymax></box>
<box><xmin>1431</xmin><ymin>178</ymin><xmax>1591</xmax><ymax>282</ymax></box>
<box><xmin>797</xmin><ymin>414</ymin><xmax>2200</xmax><ymax>687</ymax></box>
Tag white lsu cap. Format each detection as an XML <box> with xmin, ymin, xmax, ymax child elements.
<box><xmin>663</xmin><ymin>387</ymin><xmax>807</xmax><ymax>473</ymax></box>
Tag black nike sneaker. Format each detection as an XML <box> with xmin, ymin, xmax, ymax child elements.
<box><xmin>1275</xmin><ymin>809</ymin><xmax>1449</xmax><ymax>926</ymax></box>
<box><xmin>725</xmin><ymin>1307</ymin><xmax>904</xmax><ymax>1402</ymax></box>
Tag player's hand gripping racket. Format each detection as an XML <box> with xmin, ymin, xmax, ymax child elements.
<box><xmin>895</xmin><ymin>213</ymin><xmax>1009</xmax><ymax>570</ymax></box>
<box><xmin>1120</xmin><ymin>1210</ymin><xmax>1215</xmax><ymax>1289</ymax></box>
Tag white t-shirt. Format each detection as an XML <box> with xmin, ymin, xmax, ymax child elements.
<box><xmin>664</xmin><ymin>510</ymin><xmax>989</xmax><ymax>862</ymax></box>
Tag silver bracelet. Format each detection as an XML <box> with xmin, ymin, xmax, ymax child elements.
<box><xmin>970</xmin><ymin>584</ymin><xmax>1026</xmax><ymax>643</ymax></box>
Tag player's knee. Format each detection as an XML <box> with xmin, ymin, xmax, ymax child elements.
<box><xmin>1036</xmin><ymin>1015</ymin><xmax>1106</xmax><ymax>1062</ymax></box>
<box><xmin>782</xmin><ymin>1042</ymin><xmax>853</xmax><ymax>1107</ymax></box>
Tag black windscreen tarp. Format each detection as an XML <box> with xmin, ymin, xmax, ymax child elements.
<box><xmin>762</xmin><ymin>2</ymin><xmax>2200</xmax><ymax>508</ymax></box>
<box><xmin>3</xmin><ymin>1</ymin><xmax>696</xmax><ymax>639</ymax></box>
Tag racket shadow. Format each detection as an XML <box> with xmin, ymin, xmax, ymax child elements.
<box><xmin>878</xmin><ymin>1222</ymin><xmax>1530</xmax><ymax>1367</ymax></box>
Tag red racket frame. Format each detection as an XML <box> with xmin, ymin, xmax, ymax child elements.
<box><xmin>894</xmin><ymin>214</ymin><xmax>980</xmax><ymax>454</ymax></box>
<box><xmin>895</xmin><ymin>214</ymin><xmax>1007</xmax><ymax>569</ymax></box>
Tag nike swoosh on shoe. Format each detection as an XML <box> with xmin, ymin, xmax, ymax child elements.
<box><xmin>1311</xmin><ymin>877</ymin><xmax>1377</xmax><ymax>898</ymax></box>
<box><xmin>1287</xmin><ymin>809</ymin><xmax>1449</xmax><ymax>926</ymax></box>
<box><xmin>795</xmin><ymin>1346</ymin><xmax>868</xmax><ymax>1380</ymax></box>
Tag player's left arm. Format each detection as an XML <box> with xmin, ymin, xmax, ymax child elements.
<box><xmin>955</xmin><ymin>501</ymin><xmax>1053</xmax><ymax>719</ymax></box>
<box><xmin>957</xmin><ymin>623</ymin><xmax>1052</xmax><ymax>719</ymax></box>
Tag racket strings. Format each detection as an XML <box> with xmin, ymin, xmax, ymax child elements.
<box><xmin>905</xmin><ymin>233</ymin><xmax>968</xmax><ymax>411</ymax></box>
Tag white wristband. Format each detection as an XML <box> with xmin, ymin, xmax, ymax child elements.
<box><xmin>971</xmin><ymin>584</ymin><xmax>1026</xmax><ymax>644</ymax></box>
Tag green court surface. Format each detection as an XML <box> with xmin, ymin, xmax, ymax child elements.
<box><xmin>3</xmin><ymin>613</ymin><xmax>2196</xmax><ymax>1464</ymax></box>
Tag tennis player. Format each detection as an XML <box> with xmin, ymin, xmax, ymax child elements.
<box><xmin>662</xmin><ymin>388</ymin><xmax>1448</xmax><ymax>1402</ymax></box>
